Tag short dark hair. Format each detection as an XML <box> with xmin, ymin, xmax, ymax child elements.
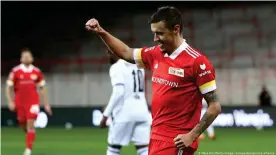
<box><xmin>148</xmin><ymin>6</ymin><xmax>183</xmax><ymax>33</ymax></box>
<box><xmin>21</xmin><ymin>47</ymin><xmax>31</xmax><ymax>53</ymax></box>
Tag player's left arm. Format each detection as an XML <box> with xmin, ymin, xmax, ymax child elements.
<box><xmin>37</xmin><ymin>70</ymin><xmax>52</xmax><ymax>115</ymax></box>
<box><xmin>37</xmin><ymin>71</ymin><xmax>47</xmax><ymax>104</ymax></box>
<box><xmin>100</xmin><ymin>66</ymin><xmax>125</xmax><ymax>128</ymax></box>
<box><xmin>102</xmin><ymin>66</ymin><xmax>125</xmax><ymax>118</ymax></box>
<box><xmin>191</xmin><ymin>56</ymin><xmax>221</xmax><ymax>139</ymax></box>
<box><xmin>191</xmin><ymin>90</ymin><xmax>220</xmax><ymax>138</ymax></box>
<box><xmin>102</xmin><ymin>85</ymin><xmax>125</xmax><ymax>117</ymax></box>
<box><xmin>40</xmin><ymin>86</ymin><xmax>48</xmax><ymax>105</ymax></box>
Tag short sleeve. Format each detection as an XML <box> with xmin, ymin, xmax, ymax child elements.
<box><xmin>109</xmin><ymin>65</ymin><xmax>124</xmax><ymax>86</ymax></box>
<box><xmin>37</xmin><ymin>70</ymin><xmax>46</xmax><ymax>87</ymax></box>
<box><xmin>133</xmin><ymin>46</ymin><xmax>156</xmax><ymax>70</ymax></box>
<box><xmin>6</xmin><ymin>71</ymin><xmax>15</xmax><ymax>86</ymax></box>
<box><xmin>194</xmin><ymin>56</ymin><xmax>216</xmax><ymax>94</ymax></box>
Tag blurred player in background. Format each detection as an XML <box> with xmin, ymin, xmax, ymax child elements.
<box><xmin>86</xmin><ymin>6</ymin><xmax>221</xmax><ymax>155</ymax></box>
<box><xmin>259</xmin><ymin>85</ymin><xmax>272</xmax><ymax>107</ymax></box>
<box><xmin>5</xmin><ymin>48</ymin><xmax>52</xmax><ymax>155</ymax></box>
<box><xmin>99</xmin><ymin>50</ymin><xmax>151</xmax><ymax>155</ymax></box>
<box><xmin>198</xmin><ymin>99</ymin><xmax>216</xmax><ymax>141</ymax></box>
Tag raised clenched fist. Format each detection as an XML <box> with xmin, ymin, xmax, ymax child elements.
<box><xmin>85</xmin><ymin>18</ymin><xmax>103</xmax><ymax>33</ymax></box>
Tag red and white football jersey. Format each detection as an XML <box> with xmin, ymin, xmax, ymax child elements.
<box><xmin>133</xmin><ymin>40</ymin><xmax>216</xmax><ymax>150</ymax></box>
<box><xmin>7</xmin><ymin>64</ymin><xmax>46</xmax><ymax>106</ymax></box>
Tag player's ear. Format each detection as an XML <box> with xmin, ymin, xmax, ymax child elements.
<box><xmin>173</xmin><ymin>24</ymin><xmax>180</xmax><ymax>34</ymax></box>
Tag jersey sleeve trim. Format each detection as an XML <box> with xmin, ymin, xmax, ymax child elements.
<box><xmin>38</xmin><ymin>80</ymin><xmax>46</xmax><ymax>87</ymax></box>
<box><xmin>6</xmin><ymin>80</ymin><xmax>14</xmax><ymax>86</ymax></box>
<box><xmin>199</xmin><ymin>80</ymin><xmax>217</xmax><ymax>94</ymax></box>
<box><xmin>133</xmin><ymin>48</ymin><xmax>145</xmax><ymax>68</ymax></box>
<box><xmin>114</xmin><ymin>83</ymin><xmax>124</xmax><ymax>86</ymax></box>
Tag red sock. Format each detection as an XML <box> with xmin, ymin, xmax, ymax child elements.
<box><xmin>26</xmin><ymin>129</ymin><xmax>36</xmax><ymax>149</ymax></box>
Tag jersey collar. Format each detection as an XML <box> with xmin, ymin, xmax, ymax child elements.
<box><xmin>164</xmin><ymin>39</ymin><xmax>188</xmax><ymax>60</ymax></box>
<box><xmin>19</xmin><ymin>64</ymin><xmax>34</xmax><ymax>72</ymax></box>
<box><xmin>118</xmin><ymin>59</ymin><xmax>130</xmax><ymax>65</ymax></box>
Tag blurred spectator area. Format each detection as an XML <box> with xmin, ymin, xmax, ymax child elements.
<box><xmin>1</xmin><ymin>4</ymin><xmax>276</xmax><ymax>106</ymax></box>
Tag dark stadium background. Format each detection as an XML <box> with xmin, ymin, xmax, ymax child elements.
<box><xmin>1</xmin><ymin>1</ymin><xmax>276</xmax><ymax>155</ymax></box>
<box><xmin>1</xmin><ymin>1</ymin><xmax>268</xmax><ymax>69</ymax></box>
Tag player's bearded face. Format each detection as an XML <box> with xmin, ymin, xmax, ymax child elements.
<box><xmin>21</xmin><ymin>52</ymin><xmax>33</xmax><ymax>65</ymax></box>
<box><xmin>151</xmin><ymin>21</ymin><xmax>175</xmax><ymax>53</ymax></box>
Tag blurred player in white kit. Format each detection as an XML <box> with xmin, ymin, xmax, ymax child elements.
<box><xmin>199</xmin><ymin>99</ymin><xmax>216</xmax><ymax>140</ymax></box>
<box><xmin>100</xmin><ymin>50</ymin><xmax>151</xmax><ymax>155</ymax></box>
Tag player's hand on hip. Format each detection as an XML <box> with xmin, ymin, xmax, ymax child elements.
<box><xmin>85</xmin><ymin>18</ymin><xmax>102</xmax><ymax>33</ymax></box>
<box><xmin>174</xmin><ymin>133</ymin><xmax>195</xmax><ymax>149</ymax></box>
<box><xmin>8</xmin><ymin>102</ymin><xmax>15</xmax><ymax>112</ymax></box>
<box><xmin>44</xmin><ymin>104</ymin><xmax>53</xmax><ymax>116</ymax></box>
<box><xmin>100</xmin><ymin>115</ymin><xmax>108</xmax><ymax>128</ymax></box>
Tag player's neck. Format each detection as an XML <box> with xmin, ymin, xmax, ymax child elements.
<box><xmin>167</xmin><ymin>37</ymin><xmax>184</xmax><ymax>55</ymax></box>
<box><xmin>22</xmin><ymin>63</ymin><xmax>32</xmax><ymax>68</ymax></box>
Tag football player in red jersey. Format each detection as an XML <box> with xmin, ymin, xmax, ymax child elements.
<box><xmin>5</xmin><ymin>48</ymin><xmax>52</xmax><ymax>155</ymax></box>
<box><xmin>86</xmin><ymin>6</ymin><xmax>221</xmax><ymax>155</ymax></box>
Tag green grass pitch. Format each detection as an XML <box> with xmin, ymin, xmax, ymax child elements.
<box><xmin>1</xmin><ymin>127</ymin><xmax>276</xmax><ymax>155</ymax></box>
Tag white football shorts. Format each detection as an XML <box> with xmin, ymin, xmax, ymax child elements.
<box><xmin>108</xmin><ymin>121</ymin><xmax>151</xmax><ymax>146</ymax></box>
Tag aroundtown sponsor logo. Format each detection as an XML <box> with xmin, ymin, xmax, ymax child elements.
<box><xmin>151</xmin><ymin>77</ymin><xmax>179</xmax><ymax>87</ymax></box>
<box><xmin>20</xmin><ymin>80</ymin><xmax>36</xmax><ymax>84</ymax></box>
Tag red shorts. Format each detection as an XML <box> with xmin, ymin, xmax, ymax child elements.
<box><xmin>149</xmin><ymin>139</ymin><xmax>195</xmax><ymax>155</ymax></box>
<box><xmin>16</xmin><ymin>104</ymin><xmax>40</xmax><ymax>125</ymax></box>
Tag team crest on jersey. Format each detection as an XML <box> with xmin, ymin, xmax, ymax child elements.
<box><xmin>30</xmin><ymin>74</ymin><xmax>38</xmax><ymax>80</ymax></box>
<box><xmin>200</xmin><ymin>63</ymin><xmax>206</xmax><ymax>70</ymax></box>
<box><xmin>168</xmin><ymin>67</ymin><xmax>184</xmax><ymax>77</ymax></box>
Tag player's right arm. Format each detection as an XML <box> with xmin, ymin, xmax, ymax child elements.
<box><xmin>6</xmin><ymin>71</ymin><xmax>16</xmax><ymax>111</ymax></box>
<box><xmin>85</xmin><ymin>18</ymin><xmax>155</xmax><ymax>69</ymax></box>
<box><xmin>86</xmin><ymin>18</ymin><xmax>134</xmax><ymax>63</ymax></box>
